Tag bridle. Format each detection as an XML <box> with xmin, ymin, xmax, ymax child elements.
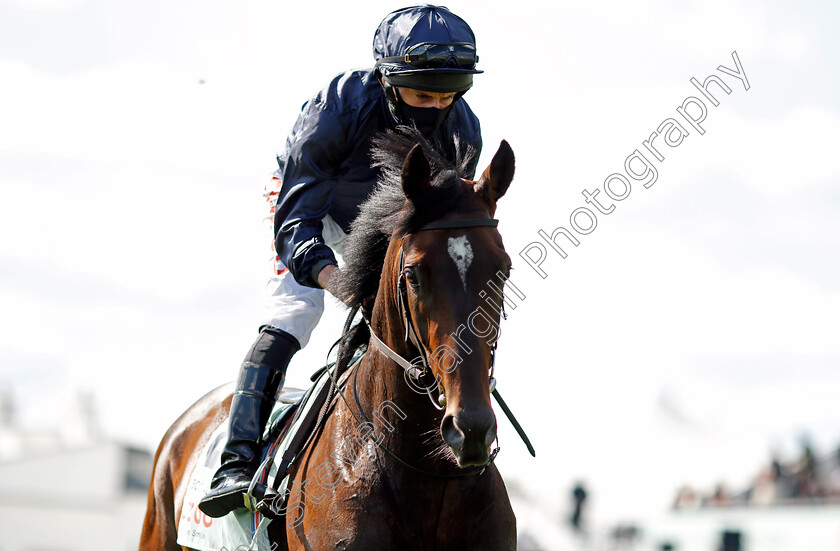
<box><xmin>320</xmin><ymin>215</ymin><xmax>531</xmax><ymax>482</ymax></box>
<box><xmin>356</xmin><ymin>216</ymin><xmax>504</xmax><ymax>478</ymax></box>
<box><xmin>367</xmin><ymin>217</ymin><xmax>502</xmax><ymax>410</ymax></box>
<box><xmin>368</xmin><ymin>215</ymin><xmax>534</xmax><ymax>457</ymax></box>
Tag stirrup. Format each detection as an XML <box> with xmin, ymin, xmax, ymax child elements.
<box><xmin>198</xmin><ymin>476</ymin><xmax>268</xmax><ymax>518</ymax></box>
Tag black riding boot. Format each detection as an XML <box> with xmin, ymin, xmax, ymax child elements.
<box><xmin>198</xmin><ymin>327</ymin><xmax>300</xmax><ymax>518</ymax></box>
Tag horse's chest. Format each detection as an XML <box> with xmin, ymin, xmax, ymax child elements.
<box><xmin>287</xmin><ymin>478</ymin><xmax>446</xmax><ymax>549</ymax></box>
<box><xmin>309</xmin><ymin>479</ymin><xmax>492</xmax><ymax>548</ymax></box>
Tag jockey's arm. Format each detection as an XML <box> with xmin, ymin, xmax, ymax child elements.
<box><xmin>317</xmin><ymin>263</ymin><xmax>340</xmax><ymax>295</ymax></box>
<box><xmin>273</xmin><ymin>100</ymin><xmax>348</xmax><ymax>289</ymax></box>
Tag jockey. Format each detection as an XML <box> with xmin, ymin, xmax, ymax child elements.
<box><xmin>199</xmin><ymin>5</ymin><xmax>483</xmax><ymax>518</ymax></box>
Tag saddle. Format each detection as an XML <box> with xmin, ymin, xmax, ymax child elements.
<box><xmin>176</xmin><ymin>353</ymin><xmax>359</xmax><ymax>551</ymax></box>
<box><xmin>256</xmin><ymin>358</ymin><xmax>355</xmax><ymax>509</ymax></box>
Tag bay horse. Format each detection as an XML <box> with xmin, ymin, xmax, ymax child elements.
<box><xmin>140</xmin><ymin>130</ymin><xmax>518</xmax><ymax>550</ymax></box>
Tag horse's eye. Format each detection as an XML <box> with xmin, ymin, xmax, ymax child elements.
<box><xmin>404</xmin><ymin>266</ymin><xmax>420</xmax><ymax>288</ymax></box>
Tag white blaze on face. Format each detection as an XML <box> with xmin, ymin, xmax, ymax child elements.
<box><xmin>447</xmin><ymin>235</ymin><xmax>474</xmax><ymax>290</ymax></box>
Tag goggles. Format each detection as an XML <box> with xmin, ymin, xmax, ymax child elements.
<box><xmin>377</xmin><ymin>42</ymin><xmax>478</xmax><ymax>70</ymax></box>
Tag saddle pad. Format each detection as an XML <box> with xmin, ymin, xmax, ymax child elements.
<box><xmin>177</xmin><ymin>371</ymin><xmax>334</xmax><ymax>551</ymax></box>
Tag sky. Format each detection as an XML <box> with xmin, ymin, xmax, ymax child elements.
<box><xmin>1</xmin><ymin>0</ymin><xmax>840</xmax><ymax>538</ymax></box>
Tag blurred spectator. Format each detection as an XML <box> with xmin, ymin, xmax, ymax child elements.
<box><xmin>672</xmin><ymin>485</ymin><xmax>699</xmax><ymax>509</ymax></box>
<box><xmin>674</xmin><ymin>438</ymin><xmax>840</xmax><ymax>509</ymax></box>
<box><xmin>793</xmin><ymin>439</ymin><xmax>821</xmax><ymax>498</ymax></box>
<box><xmin>750</xmin><ymin>466</ymin><xmax>778</xmax><ymax>506</ymax></box>
<box><xmin>570</xmin><ymin>482</ymin><xmax>587</xmax><ymax>531</ymax></box>
<box><xmin>707</xmin><ymin>483</ymin><xmax>728</xmax><ymax>507</ymax></box>
<box><xmin>827</xmin><ymin>446</ymin><xmax>840</xmax><ymax>497</ymax></box>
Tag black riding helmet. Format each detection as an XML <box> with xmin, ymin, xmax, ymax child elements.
<box><xmin>373</xmin><ymin>5</ymin><xmax>482</xmax><ymax>93</ymax></box>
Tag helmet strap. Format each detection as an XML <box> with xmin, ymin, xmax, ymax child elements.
<box><xmin>382</xmin><ymin>80</ymin><xmax>400</xmax><ymax>122</ymax></box>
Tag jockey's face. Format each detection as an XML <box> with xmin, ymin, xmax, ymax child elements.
<box><xmin>395</xmin><ymin>87</ymin><xmax>457</xmax><ymax>110</ymax></box>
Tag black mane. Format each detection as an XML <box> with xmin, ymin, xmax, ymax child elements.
<box><xmin>327</xmin><ymin>127</ymin><xmax>477</xmax><ymax>374</ymax></box>
<box><xmin>331</xmin><ymin>127</ymin><xmax>477</xmax><ymax>307</ymax></box>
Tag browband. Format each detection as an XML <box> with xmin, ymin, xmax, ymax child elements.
<box><xmin>416</xmin><ymin>219</ymin><xmax>499</xmax><ymax>231</ymax></box>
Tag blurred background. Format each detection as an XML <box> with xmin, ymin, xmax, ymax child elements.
<box><xmin>1</xmin><ymin>0</ymin><xmax>839</xmax><ymax>549</ymax></box>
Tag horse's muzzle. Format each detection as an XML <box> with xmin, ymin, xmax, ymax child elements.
<box><xmin>441</xmin><ymin>407</ymin><xmax>497</xmax><ymax>466</ymax></box>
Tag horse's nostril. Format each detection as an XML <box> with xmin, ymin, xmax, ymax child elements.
<box><xmin>442</xmin><ymin>408</ymin><xmax>498</xmax><ymax>465</ymax></box>
<box><xmin>440</xmin><ymin>414</ymin><xmax>465</xmax><ymax>452</ymax></box>
<box><xmin>484</xmin><ymin>421</ymin><xmax>497</xmax><ymax>448</ymax></box>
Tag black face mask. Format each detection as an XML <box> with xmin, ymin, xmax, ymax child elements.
<box><xmin>395</xmin><ymin>100</ymin><xmax>454</xmax><ymax>137</ymax></box>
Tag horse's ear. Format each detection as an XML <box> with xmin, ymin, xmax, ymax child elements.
<box><xmin>476</xmin><ymin>140</ymin><xmax>515</xmax><ymax>204</ymax></box>
<box><xmin>401</xmin><ymin>143</ymin><xmax>431</xmax><ymax>200</ymax></box>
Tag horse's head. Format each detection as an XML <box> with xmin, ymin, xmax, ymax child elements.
<box><xmin>382</xmin><ymin>140</ymin><xmax>515</xmax><ymax>467</ymax></box>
